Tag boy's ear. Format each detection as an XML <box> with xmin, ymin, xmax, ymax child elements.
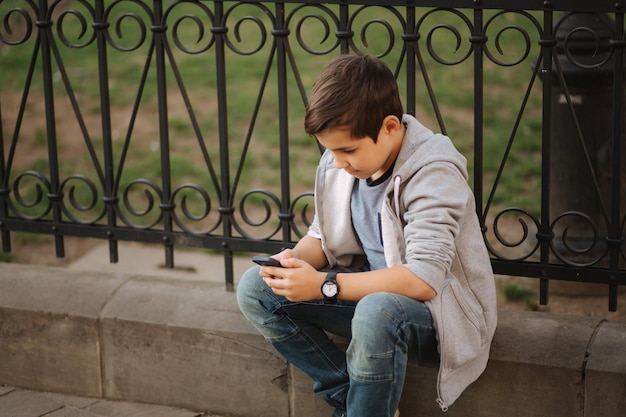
<box><xmin>381</xmin><ymin>115</ymin><xmax>402</xmax><ymax>134</ymax></box>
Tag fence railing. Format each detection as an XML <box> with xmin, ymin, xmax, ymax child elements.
<box><xmin>0</xmin><ymin>0</ymin><xmax>624</xmax><ymax>309</ymax></box>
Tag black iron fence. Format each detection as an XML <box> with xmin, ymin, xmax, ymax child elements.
<box><xmin>0</xmin><ymin>0</ymin><xmax>624</xmax><ymax>309</ymax></box>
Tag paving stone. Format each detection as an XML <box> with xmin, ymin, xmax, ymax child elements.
<box><xmin>46</xmin><ymin>407</ymin><xmax>102</xmax><ymax>417</ymax></box>
<box><xmin>0</xmin><ymin>389</ymin><xmax>63</xmax><ymax>416</ymax></box>
<box><xmin>0</xmin><ymin>388</ymin><xmax>211</xmax><ymax>417</ymax></box>
<box><xmin>41</xmin><ymin>391</ymin><xmax>100</xmax><ymax>409</ymax></box>
<box><xmin>84</xmin><ymin>398</ymin><xmax>203</xmax><ymax>417</ymax></box>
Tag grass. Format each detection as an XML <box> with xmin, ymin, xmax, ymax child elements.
<box><xmin>0</xmin><ymin>251</ymin><xmax>15</xmax><ymax>262</ymax></box>
<box><xmin>503</xmin><ymin>284</ymin><xmax>537</xmax><ymax>309</ymax></box>
<box><xmin>0</xmin><ymin>2</ymin><xmax>545</xmax><ymax>224</ymax></box>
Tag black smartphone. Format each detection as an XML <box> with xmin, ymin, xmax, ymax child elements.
<box><xmin>252</xmin><ymin>255</ymin><xmax>282</xmax><ymax>267</ymax></box>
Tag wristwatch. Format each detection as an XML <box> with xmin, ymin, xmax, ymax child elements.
<box><xmin>321</xmin><ymin>271</ymin><xmax>340</xmax><ymax>303</ymax></box>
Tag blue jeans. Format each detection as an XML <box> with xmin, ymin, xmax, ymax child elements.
<box><xmin>236</xmin><ymin>266</ymin><xmax>440</xmax><ymax>417</ymax></box>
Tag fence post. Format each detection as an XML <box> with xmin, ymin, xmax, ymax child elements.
<box><xmin>548</xmin><ymin>13</ymin><xmax>626</xmax><ymax>295</ymax></box>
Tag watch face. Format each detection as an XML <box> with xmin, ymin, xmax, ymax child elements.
<box><xmin>322</xmin><ymin>281</ymin><xmax>338</xmax><ymax>297</ymax></box>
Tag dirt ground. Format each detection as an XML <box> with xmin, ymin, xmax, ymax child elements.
<box><xmin>4</xmin><ymin>235</ymin><xmax>626</xmax><ymax>324</ymax></box>
<box><xmin>494</xmin><ymin>275</ymin><xmax>626</xmax><ymax>324</ymax></box>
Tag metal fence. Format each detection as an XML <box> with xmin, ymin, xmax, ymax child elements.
<box><xmin>0</xmin><ymin>0</ymin><xmax>624</xmax><ymax>309</ymax></box>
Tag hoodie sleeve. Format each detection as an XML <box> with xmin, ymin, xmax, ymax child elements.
<box><xmin>399</xmin><ymin>159</ymin><xmax>472</xmax><ymax>294</ymax></box>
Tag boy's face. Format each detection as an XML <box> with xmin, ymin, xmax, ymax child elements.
<box><xmin>315</xmin><ymin>122</ymin><xmax>401</xmax><ymax>182</ymax></box>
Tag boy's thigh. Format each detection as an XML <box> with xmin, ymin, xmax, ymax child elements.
<box><xmin>282</xmin><ymin>300</ymin><xmax>357</xmax><ymax>339</ymax></box>
<box><xmin>352</xmin><ymin>292</ymin><xmax>439</xmax><ymax>366</ymax></box>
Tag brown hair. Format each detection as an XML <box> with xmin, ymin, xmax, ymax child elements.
<box><xmin>304</xmin><ymin>54</ymin><xmax>403</xmax><ymax>142</ymax></box>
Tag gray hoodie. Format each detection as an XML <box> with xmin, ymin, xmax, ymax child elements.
<box><xmin>307</xmin><ymin>114</ymin><xmax>498</xmax><ymax>410</ymax></box>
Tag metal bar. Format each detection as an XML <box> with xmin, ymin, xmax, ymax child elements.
<box><xmin>238</xmin><ymin>0</ymin><xmax>621</xmax><ymax>13</ymax></box>
<box><xmin>403</xmin><ymin>5</ymin><xmax>417</xmax><ymax>116</ymax></box>
<box><xmin>492</xmin><ymin>259</ymin><xmax>626</xmax><ymax>285</ymax></box>
<box><xmin>339</xmin><ymin>2</ymin><xmax>350</xmax><ymax>55</ymax></box>
<box><xmin>213</xmin><ymin>0</ymin><xmax>235</xmax><ymax>290</ymax></box>
<box><xmin>537</xmin><ymin>9</ymin><xmax>556</xmax><ymax>306</ymax></box>
<box><xmin>37</xmin><ymin>0</ymin><xmax>64</xmax><ymax>258</ymax></box>
<box><xmin>274</xmin><ymin>3</ymin><xmax>293</xmax><ymax>243</ymax></box>
<box><xmin>152</xmin><ymin>0</ymin><xmax>175</xmax><ymax>269</ymax></box>
<box><xmin>94</xmin><ymin>0</ymin><xmax>119</xmax><ymax>264</ymax></box>
<box><xmin>0</xmin><ymin>217</ymin><xmax>291</xmax><ymax>253</ymax></box>
<box><xmin>0</xmin><ymin>85</ymin><xmax>9</xmax><ymax>253</ymax></box>
<box><xmin>471</xmin><ymin>8</ymin><xmax>485</xmax><ymax>222</ymax></box>
<box><xmin>608</xmin><ymin>10</ymin><xmax>625</xmax><ymax>311</ymax></box>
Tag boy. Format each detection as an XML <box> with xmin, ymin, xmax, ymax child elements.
<box><xmin>236</xmin><ymin>54</ymin><xmax>497</xmax><ymax>417</ymax></box>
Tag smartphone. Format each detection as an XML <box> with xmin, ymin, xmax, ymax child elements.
<box><xmin>252</xmin><ymin>255</ymin><xmax>282</xmax><ymax>267</ymax></box>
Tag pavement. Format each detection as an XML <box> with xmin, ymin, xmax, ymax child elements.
<box><xmin>0</xmin><ymin>385</ymin><xmax>213</xmax><ymax>417</ymax></box>
<box><xmin>3</xmin><ymin>242</ymin><xmax>626</xmax><ymax>417</ymax></box>
<box><xmin>65</xmin><ymin>241</ymin><xmax>253</xmax><ymax>285</ymax></box>
<box><xmin>0</xmin><ymin>242</ymin><xmax>255</xmax><ymax>417</ymax></box>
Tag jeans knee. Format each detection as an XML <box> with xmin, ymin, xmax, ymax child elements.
<box><xmin>236</xmin><ymin>266</ymin><xmax>265</xmax><ymax>316</ymax></box>
<box><xmin>352</xmin><ymin>293</ymin><xmax>398</xmax><ymax>334</ymax></box>
<box><xmin>347</xmin><ymin>293</ymin><xmax>405</xmax><ymax>381</ymax></box>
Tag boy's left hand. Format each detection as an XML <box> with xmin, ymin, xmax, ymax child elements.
<box><xmin>261</xmin><ymin>257</ymin><xmax>325</xmax><ymax>302</ymax></box>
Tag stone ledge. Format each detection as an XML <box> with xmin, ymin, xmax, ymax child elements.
<box><xmin>1</xmin><ymin>263</ymin><xmax>625</xmax><ymax>417</ymax></box>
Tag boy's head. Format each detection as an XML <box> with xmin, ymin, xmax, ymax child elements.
<box><xmin>304</xmin><ymin>54</ymin><xmax>404</xmax><ymax>143</ymax></box>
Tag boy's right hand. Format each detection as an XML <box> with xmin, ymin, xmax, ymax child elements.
<box><xmin>258</xmin><ymin>248</ymin><xmax>294</xmax><ymax>279</ymax></box>
<box><xmin>262</xmin><ymin>257</ymin><xmax>326</xmax><ymax>302</ymax></box>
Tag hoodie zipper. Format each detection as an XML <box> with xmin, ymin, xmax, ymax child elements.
<box><xmin>436</xmin><ymin>397</ymin><xmax>449</xmax><ymax>412</ymax></box>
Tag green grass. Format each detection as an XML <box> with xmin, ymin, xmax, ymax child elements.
<box><xmin>0</xmin><ymin>251</ymin><xmax>15</xmax><ymax>262</ymax></box>
<box><xmin>503</xmin><ymin>284</ymin><xmax>537</xmax><ymax>309</ymax></box>
<box><xmin>0</xmin><ymin>2</ymin><xmax>545</xmax><ymax>223</ymax></box>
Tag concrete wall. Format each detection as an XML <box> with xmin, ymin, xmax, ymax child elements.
<box><xmin>0</xmin><ymin>263</ymin><xmax>624</xmax><ymax>416</ymax></box>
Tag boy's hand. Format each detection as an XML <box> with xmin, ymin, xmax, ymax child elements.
<box><xmin>257</xmin><ymin>248</ymin><xmax>294</xmax><ymax>280</ymax></box>
<box><xmin>261</xmin><ymin>257</ymin><xmax>325</xmax><ymax>302</ymax></box>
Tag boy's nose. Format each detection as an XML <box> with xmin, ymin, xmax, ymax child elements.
<box><xmin>334</xmin><ymin>157</ymin><xmax>348</xmax><ymax>170</ymax></box>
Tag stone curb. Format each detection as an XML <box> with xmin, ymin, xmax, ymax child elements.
<box><xmin>1</xmin><ymin>263</ymin><xmax>625</xmax><ymax>417</ymax></box>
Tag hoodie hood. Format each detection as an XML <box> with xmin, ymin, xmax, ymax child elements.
<box><xmin>394</xmin><ymin>115</ymin><xmax>468</xmax><ymax>186</ymax></box>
